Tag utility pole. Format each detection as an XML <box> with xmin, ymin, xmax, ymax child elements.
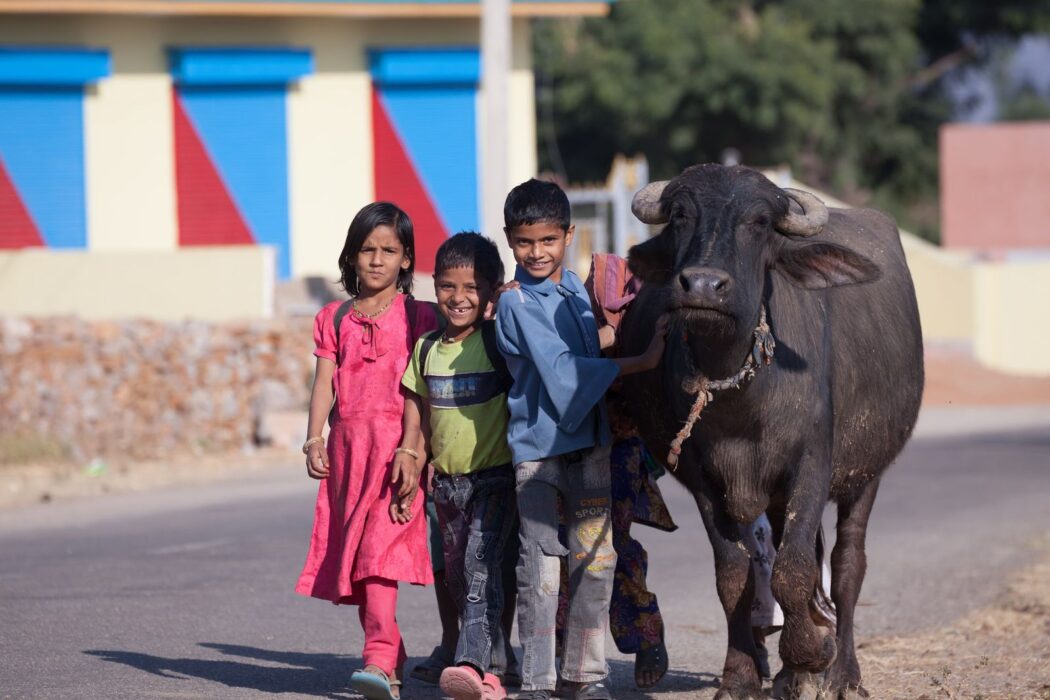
<box><xmin>482</xmin><ymin>0</ymin><xmax>512</xmax><ymax>269</ymax></box>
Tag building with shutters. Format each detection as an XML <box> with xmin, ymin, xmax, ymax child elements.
<box><xmin>0</xmin><ymin>0</ymin><xmax>607</xmax><ymax>319</ymax></box>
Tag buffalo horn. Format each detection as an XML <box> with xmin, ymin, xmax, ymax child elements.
<box><xmin>778</xmin><ymin>188</ymin><xmax>828</xmax><ymax>237</ymax></box>
<box><xmin>631</xmin><ymin>180</ymin><xmax>671</xmax><ymax>224</ymax></box>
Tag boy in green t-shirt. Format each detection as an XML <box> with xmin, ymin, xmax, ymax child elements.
<box><xmin>394</xmin><ymin>233</ymin><xmax>516</xmax><ymax>700</ymax></box>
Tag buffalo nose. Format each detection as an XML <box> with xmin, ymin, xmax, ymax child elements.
<box><xmin>679</xmin><ymin>267</ymin><xmax>732</xmax><ymax>298</ymax></box>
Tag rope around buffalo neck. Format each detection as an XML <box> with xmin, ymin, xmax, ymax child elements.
<box><xmin>666</xmin><ymin>306</ymin><xmax>776</xmax><ymax>470</ymax></box>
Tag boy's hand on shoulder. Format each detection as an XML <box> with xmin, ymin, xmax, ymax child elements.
<box><xmin>485</xmin><ymin>280</ymin><xmax>521</xmax><ymax>320</ymax></box>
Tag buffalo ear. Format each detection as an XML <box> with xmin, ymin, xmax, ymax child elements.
<box><xmin>627</xmin><ymin>233</ymin><xmax>674</xmax><ymax>284</ymax></box>
<box><xmin>774</xmin><ymin>242</ymin><xmax>881</xmax><ymax>289</ymax></box>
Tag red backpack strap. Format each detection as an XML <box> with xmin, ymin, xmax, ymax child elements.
<box><xmin>405</xmin><ymin>295</ymin><xmax>446</xmax><ymax>343</ymax></box>
<box><xmin>405</xmin><ymin>296</ymin><xmax>417</xmax><ymax>340</ymax></box>
<box><xmin>332</xmin><ymin>299</ymin><xmax>354</xmax><ymax>363</ymax></box>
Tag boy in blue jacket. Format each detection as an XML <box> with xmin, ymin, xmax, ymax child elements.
<box><xmin>495</xmin><ymin>179</ymin><xmax>668</xmax><ymax>700</ymax></box>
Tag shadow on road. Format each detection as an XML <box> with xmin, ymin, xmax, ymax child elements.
<box><xmin>85</xmin><ymin>643</ymin><xmax>360</xmax><ymax>698</ymax></box>
<box><xmin>85</xmin><ymin>643</ymin><xmax>720</xmax><ymax>698</ymax></box>
<box><xmin>605</xmin><ymin>659</ymin><xmax>720</xmax><ymax>698</ymax></box>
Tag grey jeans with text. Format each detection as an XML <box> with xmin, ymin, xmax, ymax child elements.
<box><xmin>514</xmin><ymin>445</ymin><xmax>615</xmax><ymax>691</ymax></box>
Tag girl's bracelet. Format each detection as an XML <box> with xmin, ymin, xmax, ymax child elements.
<box><xmin>302</xmin><ymin>436</ymin><xmax>325</xmax><ymax>454</ymax></box>
<box><xmin>394</xmin><ymin>446</ymin><xmax>420</xmax><ymax>460</ymax></box>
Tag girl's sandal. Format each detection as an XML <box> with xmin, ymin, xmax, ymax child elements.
<box><xmin>634</xmin><ymin>641</ymin><xmax>669</xmax><ymax>689</ymax></box>
<box><xmin>350</xmin><ymin>665</ymin><xmax>399</xmax><ymax>700</ymax></box>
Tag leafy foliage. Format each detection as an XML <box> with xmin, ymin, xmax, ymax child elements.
<box><xmin>1000</xmin><ymin>83</ymin><xmax>1050</xmax><ymax>121</ymax></box>
<box><xmin>534</xmin><ymin>0</ymin><xmax>1050</xmax><ymax>241</ymax></box>
<box><xmin>918</xmin><ymin>0</ymin><xmax>1050</xmax><ymax>59</ymax></box>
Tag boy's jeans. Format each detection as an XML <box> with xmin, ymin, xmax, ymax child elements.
<box><xmin>515</xmin><ymin>445</ymin><xmax>616</xmax><ymax>691</ymax></box>
<box><xmin>433</xmin><ymin>464</ymin><xmax>518</xmax><ymax>674</ymax></box>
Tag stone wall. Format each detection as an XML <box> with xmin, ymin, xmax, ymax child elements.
<box><xmin>0</xmin><ymin>316</ymin><xmax>315</xmax><ymax>464</ymax></box>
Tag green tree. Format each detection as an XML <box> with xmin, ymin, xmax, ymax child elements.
<box><xmin>917</xmin><ymin>0</ymin><xmax>1050</xmax><ymax>66</ymax></box>
<box><xmin>534</xmin><ymin>0</ymin><xmax>1050</xmax><ymax>242</ymax></box>
<box><xmin>535</xmin><ymin>1</ymin><xmax>839</xmax><ymax>182</ymax></box>
<box><xmin>999</xmin><ymin>83</ymin><xmax>1050</xmax><ymax>121</ymax></box>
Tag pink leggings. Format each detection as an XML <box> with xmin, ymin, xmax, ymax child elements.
<box><xmin>356</xmin><ymin>577</ymin><xmax>407</xmax><ymax>676</ymax></box>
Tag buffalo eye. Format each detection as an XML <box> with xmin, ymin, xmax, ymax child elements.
<box><xmin>752</xmin><ymin>214</ymin><xmax>771</xmax><ymax>228</ymax></box>
<box><xmin>669</xmin><ymin>203</ymin><xmax>693</xmax><ymax>223</ymax></box>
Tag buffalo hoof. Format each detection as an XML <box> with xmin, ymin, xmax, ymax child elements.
<box><xmin>830</xmin><ymin>684</ymin><xmax>869</xmax><ymax>700</ymax></box>
<box><xmin>771</xmin><ymin>669</ymin><xmax>823</xmax><ymax>700</ymax></box>
<box><xmin>824</xmin><ymin>664</ymin><xmax>868</xmax><ymax>699</ymax></box>
<box><xmin>714</xmin><ymin>683</ymin><xmax>767</xmax><ymax>700</ymax></box>
<box><xmin>780</xmin><ymin>623</ymin><xmax>837</xmax><ymax>674</ymax></box>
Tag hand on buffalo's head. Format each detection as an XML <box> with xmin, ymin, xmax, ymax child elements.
<box><xmin>639</xmin><ymin>313</ymin><xmax>672</xmax><ymax>371</ymax></box>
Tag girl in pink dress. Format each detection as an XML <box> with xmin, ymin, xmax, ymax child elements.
<box><xmin>297</xmin><ymin>202</ymin><xmax>438</xmax><ymax>700</ymax></box>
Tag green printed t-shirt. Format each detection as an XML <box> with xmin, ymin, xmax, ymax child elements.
<box><xmin>401</xmin><ymin>329</ymin><xmax>512</xmax><ymax>475</ymax></box>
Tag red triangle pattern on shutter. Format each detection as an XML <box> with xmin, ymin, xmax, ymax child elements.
<box><xmin>372</xmin><ymin>86</ymin><xmax>448</xmax><ymax>273</ymax></box>
<box><xmin>0</xmin><ymin>155</ymin><xmax>44</xmax><ymax>249</ymax></box>
<box><xmin>172</xmin><ymin>87</ymin><xmax>254</xmax><ymax>246</ymax></box>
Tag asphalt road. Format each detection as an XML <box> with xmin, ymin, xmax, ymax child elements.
<box><xmin>1</xmin><ymin>420</ymin><xmax>1048</xmax><ymax>699</ymax></box>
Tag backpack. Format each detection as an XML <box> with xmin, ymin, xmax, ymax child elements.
<box><xmin>417</xmin><ymin>320</ymin><xmax>512</xmax><ymax>392</ymax></box>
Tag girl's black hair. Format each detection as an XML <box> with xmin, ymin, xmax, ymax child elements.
<box><xmin>337</xmin><ymin>202</ymin><xmax>415</xmax><ymax>296</ymax></box>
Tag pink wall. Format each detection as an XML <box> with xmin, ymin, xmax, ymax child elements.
<box><xmin>940</xmin><ymin>122</ymin><xmax>1050</xmax><ymax>250</ymax></box>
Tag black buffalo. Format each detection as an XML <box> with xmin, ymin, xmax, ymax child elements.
<box><xmin>618</xmin><ymin>164</ymin><xmax>923</xmax><ymax>699</ymax></box>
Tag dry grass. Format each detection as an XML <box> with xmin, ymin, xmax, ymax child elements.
<box><xmin>0</xmin><ymin>447</ymin><xmax>295</xmax><ymax>508</ymax></box>
<box><xmin>0</xmin><ymin>431</ymin><xmax>71</xmax><ymax>466</ymax></box>
<box><xmin>858</xmin><ymin>537</ymin><xmax>1050</xmax><ymax>700</ymax></box>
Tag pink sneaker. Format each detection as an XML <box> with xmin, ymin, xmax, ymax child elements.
<box><xmin>482</xmin><ymin>673</ymin><xmax>508</xmax><ymax>700</ymax></box>
<box><xmin>439</xmin><ymin>665</ymin><xmax>507</xmax><ymax>700</ymax></box>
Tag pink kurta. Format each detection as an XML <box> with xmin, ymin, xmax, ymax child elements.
<box><xmin>296</xmin><ymin>294</ymin><xmax>437</xmax><ymax>604</ymax></box>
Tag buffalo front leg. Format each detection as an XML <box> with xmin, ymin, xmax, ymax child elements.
<box><xmin>824</xmin><ymin>477</ymin><xmax>880</xmax><ymax>699</ymax></box>
<box><xmin>693</xmin><ymin>485</ymin><xmax>765</xmax><ymax>700</ymax></box>
<box><xmin>771</xmin><ymin>453</ymin><xmax>837</xmax><ymax>679</ymax></box>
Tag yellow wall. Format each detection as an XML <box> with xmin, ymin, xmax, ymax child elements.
<box><xmin>769</xmin><ymin>173</ymin><xmax>975</xmax><ymax>347</ymax></box>
<box><xmin>765</xmin><ymin>173</ymin><xmax>1050</xmax><ymax>375</ymax></box>
<box><xmin>0</xmin><ymin>16</ymin><xmax>180</xmax><ymax>251</ymax></box>
<box><xmin>900</xmin><ymin>235</ymin><xmax>975</xmax><ymax>344</ymax></box>
<box><xmin>509</xmin><ymin>20</ymin><xmax>539</xmax><ymax>189</ymax></box>
<box><xmin>973</xmin><ymin>261</ymin><xmax>1050</xmax><ymax>376</ymax></box>
<box><xmin>0</xmin><ymin>247</ymin><xmax>274</xmax><ymax>320</ymax></box>
<box><xmin>284</xmin><ymin>17</ymin><xmax>535</xmax><ymax>278</ymax></box>
<box><xmin>0</xmin><ymin>13</ymin><xmax>537</xmax><ymax>279</ymax></box>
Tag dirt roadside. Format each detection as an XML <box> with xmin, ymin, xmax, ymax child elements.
<box><xmin>858</xmin><ymin>536</ymin><xmax>1050</xmax><ymax>700</ymax></box>
<box><xmin>0</xmin><ymin>447</ymin><xmax>297</xmax><ymax>510</ymax></box>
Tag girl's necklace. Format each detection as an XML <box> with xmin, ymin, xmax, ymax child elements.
<box><xmin>352</xmin><ymin>295</ymin><xmax>394</xmax><ymax>320</ymax></box>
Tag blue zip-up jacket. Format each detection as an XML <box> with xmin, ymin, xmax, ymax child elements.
<box><xmin>495</xmin><ymin>265</ymin><xmax>620</xmax><ymax>465</ymax></box>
